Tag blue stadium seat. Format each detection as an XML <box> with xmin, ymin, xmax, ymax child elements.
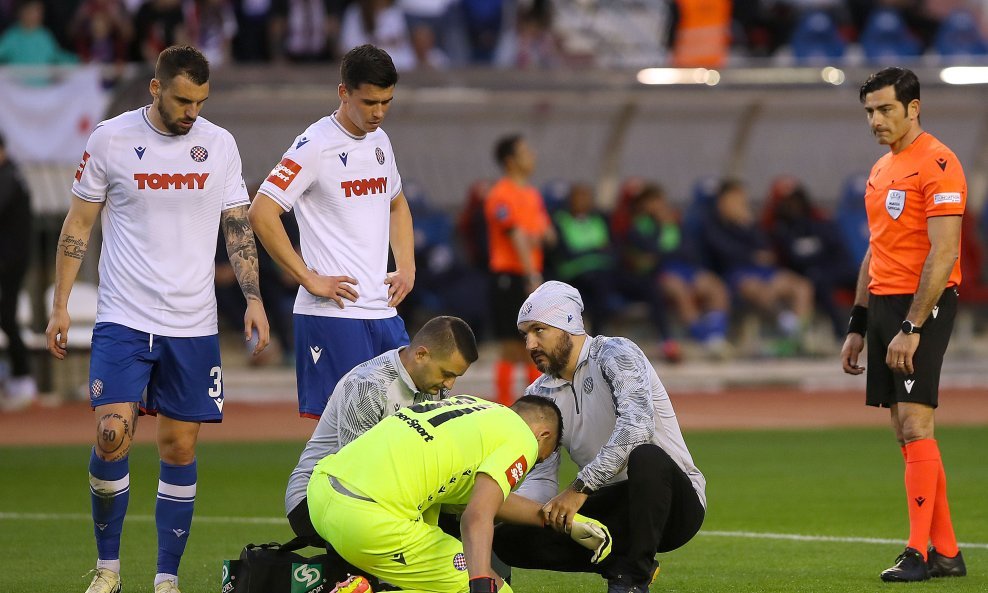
<box><xmin>791</xmin><ymin>10</ymin><xmax>846</xmax><ymax>63</ymax></box>
<box><xmin>860</xmin><ymin>8</ymin><xmax>922</xmax><ymax>62</ymax></box>
<box><xmin>681</xmin><ymin>175</ymin><xmax>721</xmax><ymax>269</ymax></box>
<box><xmin>835</xmin><ymin>172</ymin><xmax>869</xmax><ymax>265</ymax></box>
<box><xmin>401</xmin><ymin>178</ymin><xmax>431</xmax><ymax>216</ymax></box>
<box><xmin>540</xmin><ymin>178</ymin><xmax>571</xmax><ymax>214</ymax></box>
<box><xmin>934</xmin><ymin>10</ymin><xmax>988</xmax><ymax>58</ymax></box>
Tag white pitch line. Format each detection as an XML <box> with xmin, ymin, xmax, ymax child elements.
<box><xmin>0</xmin><ymin>512</ymin><xmax>284</xmax><ymax>525</ymax></box>
<box><xmin>2</xmin><ymin>513</ymin><xmax>987</xmax><ymax>550</ymax></box>
<box><xmin>701</xmin><ymin>530</ymin><xmax>988</xmax><ymax>550</ymax></box>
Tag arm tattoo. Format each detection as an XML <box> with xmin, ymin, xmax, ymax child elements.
<box><xmin>59</xmin><ymin>234</ymin><xmax>88</xmax><ymax>260</ymax></box>
<box><xmin>221</xmin><ymin>205</ymin><xmax>262</xmax><ymax>302</ymax></box>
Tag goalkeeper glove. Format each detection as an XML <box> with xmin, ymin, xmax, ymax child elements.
<box><xmin>569</xmin><ymin>513</ymin><xmax>613</xmax><ymax>564</ymax></box>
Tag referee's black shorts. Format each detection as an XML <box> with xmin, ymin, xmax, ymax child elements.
<box><xmin>490</xmin><ymin>272</ymin><xmax>531</xmax><ymax>339</ymax></box>
<box><xmin>866</xmin><ymin>288</ymin><xmax>957</xmax><ymax>408</ymax></box>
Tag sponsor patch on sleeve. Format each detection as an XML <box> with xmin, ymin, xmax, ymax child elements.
<box><xmin>75</xmin><ymin>151</ymin><xmax>90</xmax><ymax>181</ymax></box>
<box><xmin>266</xmin><ymin>158</ymin><xmax>302</xmax><ymax>191</ymax></box>
<box><xmin>505</xmin><ymin>455</ymin><xmax>528</xmax><ymax>488</ymax></box>
<box><xmin>933</xmin><ymin>192</ymin><xmax>962</xmax><ymax>205</ymax></box>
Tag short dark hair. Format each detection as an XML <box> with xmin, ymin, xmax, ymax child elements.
<box><xmin>636</xmin><ymin>183</ymin><xmax>665</xmax><ymax>202</ymax></box>
<box><xmin>859</xmin><ymin>67</ymin><xmax>920</xmax><ymax>107</ymax></box>
<box><xmin>494</xmin><ymin>134</ymin><xmax>523</xmax><ymax>168</ymax></box>
<box><xmin>341</xmin><ymin>44</ymin><xmax>398</xmax><ymax>91</ymax></box>
<box><xmin>413</xmin><ymin>316</ymin><xmax>479</xmax><ymax>363</ymax></box>
<box><xmin>512</xmin><ymin>395</ymin><xmax>564</xmax><ymax>445</ymax></box>
<box><xmin>155</xmin><ymin>46</ymin><xmax>209</xmax><ymax>87</ymax></box>
<box><xmin>717</xmin><ymin>177</ymin><xmax>744</xmax><ymax>199</ymax></box>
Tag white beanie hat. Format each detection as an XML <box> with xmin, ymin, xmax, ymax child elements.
<box><xmin>517</xmin><ymin>281</ymin><xmax>586</xmax><ymax>335</ymax></box>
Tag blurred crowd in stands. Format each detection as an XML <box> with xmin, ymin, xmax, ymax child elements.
<box><xmin>2</xmin><ymin>0</ymin><xmax>988</xmax><ymax>76</ymax></box>
<box><xmin>210</xmin><ymin>163</ymin><xmax>988</xmax><ymax>367</ymax></box>
<box><xmin>5</xmin><ymin>1</ymin><xmax>988</xmax><ymax>382</ymax></box>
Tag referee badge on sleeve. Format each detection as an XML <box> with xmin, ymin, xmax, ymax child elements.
<box><xmin>885</xmin><ymin>189</ymin><xmax>906</xmax><ymax>220</ymax></box>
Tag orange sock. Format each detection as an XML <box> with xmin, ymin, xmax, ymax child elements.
<box><xmin>495</xmin><ymin>360</ymin><xmax>515</xmax><ymax>406</ymax></box>
<box><xmin>904</xmin><ymin>439</ymin><xmax>940</xmax><ymax>558</ymax></box>
<box><xmin>930</xmin><ymin>457</ymin><xmax>959</xmax><ymax>557</ymax></box>
<box><xmin>526</xmin><ymin>363</ymin><xmax>541</xmax><ymax>385</ymax></box>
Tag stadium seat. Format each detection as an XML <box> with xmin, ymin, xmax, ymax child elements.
<box><xmin>834</xmin><ymin>172</ymin><xmax>869</xmax><ymax>266</ymax></box>
<box><xmin>681</xmin><ymin>175</ymin><xmax>720</xmax><ymax>269</ymax></box>
<box><xmin>951</xmin><ymin>209</ymin><xmax>988</xmax><ymax>351</ymax></box>
<box><xmin>790</xmin><ymin>10</ymin><xmax>847</xmax><ymax>64</ymax></box>
<box><xmin>401</xmin><ymin>178</ymin><xmax>431</xmax><ymax>216</ymax></box>
<box><xmin>541</xmin><ymin>178</ymin><xmax>571</xmax><ymax>214</ymax></box>
<box><xmin>934</xmin><ymin>9</ymin><xmax>988</xmax><ymax>58</ymax></box>
<box><xmin>860</xmin><ymin>8</ymin><xmax>922</xmax><ymax>62</ymax></box>
<box><xmin>959</xmin><ymin>211</ymin><xmax>988</xmax><ymax>305</ymax></box>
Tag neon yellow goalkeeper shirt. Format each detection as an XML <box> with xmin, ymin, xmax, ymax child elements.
<box><xmin>312</xmin><ymin>395</ymin><xmax>538</xmax><ymax>519</ymax></box>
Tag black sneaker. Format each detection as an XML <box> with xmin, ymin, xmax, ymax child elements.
<box><xmin>880</xmin><ymin>547</ymin><xmax>930</xmax><ymax>582</ymax></box>
<box><xmin>927</xmin><ymin>547</ymin><xmax>966</xmax><ymax>578</ymax></box>
<box><xmin>607</xmin><ymin>561</ymin><xmax>660</xmax><ymax>593</ymax></box>
<box><xmin>606</xmin><ymin>581</ymin><xmax>646</xmax><ymax>593</ymax></box>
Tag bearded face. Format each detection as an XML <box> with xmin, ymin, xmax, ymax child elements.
<box><xmin>530</xmin><ymin>330</ymin><xmax>573</xmax><ymax>377</ymax></box>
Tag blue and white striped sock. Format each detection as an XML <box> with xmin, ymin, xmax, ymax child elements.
<box><xmin>156</xmin><ymin>459</ymin><xmax>196</xmax><ymax>576</ymax></box>
<box><xmin>89</xmin><ymin>448</ymin><xmax>129</xmax><ymax>568</ymax></box>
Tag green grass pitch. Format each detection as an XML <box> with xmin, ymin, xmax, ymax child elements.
<box><xmin>1</xmin><ymin>426</ymin><xmax>986</xmax><ymax>592</ymax></box>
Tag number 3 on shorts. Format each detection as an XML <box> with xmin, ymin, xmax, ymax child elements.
<box><xmin>208</xmin><ymin>366</ymin><xmax>223</xmax><ymax>398</ymax></box>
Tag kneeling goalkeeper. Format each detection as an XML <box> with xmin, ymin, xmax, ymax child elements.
<box><xmin>307</xmin><ymin>394</ymin><xmax>612</xmax><ymax>593</ymax></box>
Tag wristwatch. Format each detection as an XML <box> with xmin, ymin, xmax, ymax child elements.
<box><xmin>571</xmin><ymin>478</ymin><xmax>595</xmax><ymax>495</ymax></box>
<box><xmin>901</xmin><ymin>320</ymin><xmax>923</xmax><ymax>335</ymax></box>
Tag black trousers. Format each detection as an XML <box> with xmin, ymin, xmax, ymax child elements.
<box><xmin>493</xmin><ymin>444</ymin><xmax>705</xmax><ymax>584</ymax></box>
<box><xmin>0</xmin><ymin>260</ymin><xmax>29</xmax><ymax>377</ymax></box>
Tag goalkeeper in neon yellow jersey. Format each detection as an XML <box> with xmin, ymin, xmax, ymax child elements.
<box><xmin>308</xmin><ymin>394</ymin><xmax>611</xmax><ymax>593</ymax></box>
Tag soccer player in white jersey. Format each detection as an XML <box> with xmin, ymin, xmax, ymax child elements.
<box><xmin>249</xmin><ymin>44</ymin><xmax>415</xmax><ymax>419</ymax></box>
<box><xmin>493</xmin><ymin>281</ymin><xmax>706</xmax><ymax>593</ymax></box>
<box><xmin>44</xmin><ymin>46</ymin><xmax>270</xmax><ymax>593</ymax></box>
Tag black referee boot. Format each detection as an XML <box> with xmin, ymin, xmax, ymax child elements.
<box><xmin>927</xmin><ymin>547</ymin><xmax>966</xmax><ymax>578</ymax></box>
<box><xmin>880</xmin><ymin>547</ymin><xmax>930</xmax><ymax>582</ymax></box>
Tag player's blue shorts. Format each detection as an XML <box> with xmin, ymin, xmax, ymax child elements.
<box><xmin>727</xmin><ymin>264</ymin><xmax>777</xmax><ymax>292</ymax></box>
<box><xmin>88</xmin><ymin>322</ymin><xmax>224</xmax><ymax>422</ymax></box>
<box><xmin>660</xmin><ymin>261</ymin><xmax>699</xmax><ymax>284</ymax></box>
<box><xmin>294</xmin><ymin>314</ymin><xmax>409</xmax><ymax>418</ymax></box>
